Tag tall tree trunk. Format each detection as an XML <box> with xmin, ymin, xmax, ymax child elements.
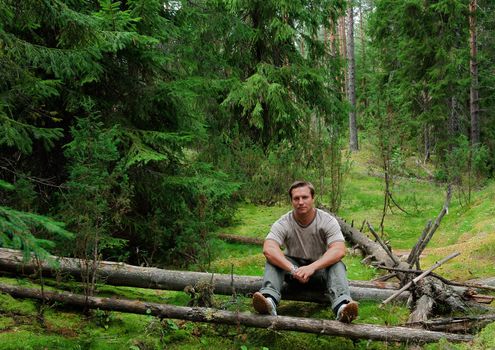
<box><xmin>424</xmin><ymin>125</ymin><xmax>431</xmax><ymax>162</ymax></box>
<box><xmin>469</xmin><ymin>0</ymin><xmax>480</xmax><ymax>145</ymax></box>
<box><xmin>347</xmin><ymin>1</ymin><xmax>359</xmax><ymax>151</ymax></box>
<box><xmin>338</xmin><ymin>15</ymin><xmax>347</xmax><ymax>97</ymax></box>
<box><xmin>358</xmin><ymin>0</ymin><xmax>368</xmax><ymax>110</ymax></box>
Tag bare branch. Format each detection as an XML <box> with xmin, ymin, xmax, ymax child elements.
<box><xmin>380</xmin><ymin>252</ymin><xmax>460</xmax><ymax>307</ymax></box>
<box><xmin>367</xmin><ymin>222</ymin><xmax>401</xmax><ymax>266</ymax></box>
<box><xmin>408</xmin><ymin>220</ymin><xmax>432</xmax><ymax>266</ymax></box>
<box><xmin>413</xmin><ymin>186</ymin><xmax>453</xmax><ymax>265</ymax></box>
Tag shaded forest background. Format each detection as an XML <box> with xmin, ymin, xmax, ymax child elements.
<box><xmin>1</xmin><ymin>0</ymin><xmax>494</xmax><ymax>270</ymax></box>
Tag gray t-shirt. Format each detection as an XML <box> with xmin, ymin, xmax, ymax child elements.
<box><xmin>265</xmin><ymin>208</ymin><xmax>345</xmax><ymax>261</ymax></box>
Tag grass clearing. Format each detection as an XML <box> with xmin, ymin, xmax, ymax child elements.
<box><xmin>227</xmin><ymin>203</ymin><xmax>290</xmax><ymax>238</ymax></box>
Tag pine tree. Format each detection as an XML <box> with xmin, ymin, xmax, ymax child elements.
<box><xmin>0</xmin><ymin>180</ymin><xmax>73</xmax><ymax>260</ymax></box>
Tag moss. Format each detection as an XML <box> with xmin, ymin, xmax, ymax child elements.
<box><xmin>471</xmin><ymin>321</ymin><xmax>495</xmax><ymax>350</ymax></box>
<box><xmin>0</xmin><ymin>316</ymin><xmax>14</xmax><ymax>330</ymax></box>
<box><xmin>344</xmin><ymin>254</ymin><xmax>379</xmax><ymax>280</ymax></box>
<box><xmin>229</xmin><ymin>203</ymin><xmax>291</xmax><ymax>238</ymax></box>
<box><xmin>0</xmin><ymin>330</ymin><xmax>77</xmax><ymax>350</ymax></box>
<box><xmin>0</xmin><ymin>292</ymin><xmax>37</xmax><ymax>315</ymax></box>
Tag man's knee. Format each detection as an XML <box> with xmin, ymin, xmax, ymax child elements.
<box><xmin>325</xmin><ymin>260</ymin><xmax>348</xmax><ymax>281</ymax></box>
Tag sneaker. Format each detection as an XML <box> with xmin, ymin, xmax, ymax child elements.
<box><xmin>252</xmin><ymin>292</ymin><xmax>277</xmax><ymax>316</ymax></box>
<box><xmin>336</xmin><ymin>301</ymin><xmax>358</xmax><ymax>323</ymax></box>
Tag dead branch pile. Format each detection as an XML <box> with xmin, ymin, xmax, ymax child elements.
<box><xmin>322</xmin><ymin>186</ymin><xmax>494</xmax><ymax>326</ymax></box>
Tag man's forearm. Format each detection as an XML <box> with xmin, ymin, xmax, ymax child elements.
<box><xmin>263</xmin><ymin>240</ymin><xmax>295</xmax><ymax>272</ymax></box>
<box><xmin>309</xmin><ymin>244</ymin><xmax>345</xmax><ymax>271</ymax></box>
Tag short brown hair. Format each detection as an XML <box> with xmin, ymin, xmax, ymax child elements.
<box><xmin>288</xmin><ymin>181</ymin><xmax>315</xmax><ymax>199</ymax></box>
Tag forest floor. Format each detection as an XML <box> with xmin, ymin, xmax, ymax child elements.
<box><xmin>0</xmin><ymin>150</ymin><xmax>494</xmax><ymax>349</ymax></box>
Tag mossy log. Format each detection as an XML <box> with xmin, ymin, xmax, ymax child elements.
<box><xmin>0</xmin><ymin>283</ymin><xmax>473</xmax><ymax>343</ymax></box>
<box><xmin>0</xmin><ymin>248</ymin><xmax>408</xmax><ymax>303</ymax></box>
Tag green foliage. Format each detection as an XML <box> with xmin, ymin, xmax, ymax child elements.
<box><xmin>440</xmin><ymin>135</ymin><xmax>490</xmax><ymax>205</ymax></box>
<box><xmin>199</xmin><ymin>0</ymin><xmax>347</xmax><ymax>203</ymax></box>
<box><xmin>0</xmin><ymin>180</ymin><xmax>14</xmax><ymax>191</ymax></box>
<box><xmin>125</xmin><ymin>162</ymin><xmax>240</xmax><ymax>267</ymax></box>
<box><xmin>0</xmin><ymin>205</ymin><xmax>72</xmax><ymax>259</ymax></box>
<box><xmin>0</xmin><ymin>0</ymin><xmax>242</xmax><ymax>268</ymax></box>
<box><xmin>0</xmin><ymin>113</ymin><xmax>64</xmax><ymax>155</ymax></box>
<box><xmin>366</xmin><ymin>0</ymin><xmax>470</xmax><ymax>162</ymax></box>
<box><xmin>56</xmin><ymin>116</ymin><xmax>130</xmax><ymax>261</ymax></box>
<box><xmin>0</xmin><ymin>179</ymin><xmax>72</xmax><ymax>260</ymax></box>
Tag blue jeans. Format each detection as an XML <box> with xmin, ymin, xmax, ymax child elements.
<box><xmin>259</xmin><ymin>256</ymin><xmax>351</xmax><ymax>312</ymax></box>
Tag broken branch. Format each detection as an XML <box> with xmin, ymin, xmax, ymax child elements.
<box><xmin>380</xmin><ymin>252</ymin><xmax>460</xmax><ymax>307</ymax></box>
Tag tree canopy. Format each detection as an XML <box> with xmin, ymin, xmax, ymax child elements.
<box><xmin>1</xmin><ymin>0</ymin><xmax>494</xmax><ymax>267</ymax></box>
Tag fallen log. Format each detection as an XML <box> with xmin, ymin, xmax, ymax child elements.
<box><xmin>465</xmin><ymin>277</ymin><xmax>495</xmax><ymax>289</ymax></box>
<box><xmin>407</xmin><ymin>314</ymin><xmax>495</xmax><ymax>333</ymax></box>
<box><xmin>374</xmin><ymin>265</ymin><xmax>495</xmax><ymax>303</ymax></box>
<box><xmin>0</xmin><ymin>283</ymin><xmax>473</xmax><ymax>343</ymax></box>
<box><xmin>329</xmin><ymin>212</ymin><xmax>396</xmax><ymax>267</ymax></box>
<box><xmin>0</xmin><ymin>248</ymin><xmax>409</xmax><ymax>303</ymax></box>
<box><xmin>216</xmin><ymin>234</ymin><xmax>264</xmax><ymax>246</ymax></box>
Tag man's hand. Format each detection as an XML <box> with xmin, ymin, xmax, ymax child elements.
<box><xmin>293</xmin><ymin>241</ymin><xmax>346</xmax><ymax>283</ymax></box>
<box><xmin>292</xmin><ymin>265</ymin><xmax>316</xmax><ymax>283</ymax></box>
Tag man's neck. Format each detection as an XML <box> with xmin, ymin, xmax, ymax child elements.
<box><xmin>294</xmin><ymin>208</ymin><xmax>316</xmax><ymax>226</ymax></box>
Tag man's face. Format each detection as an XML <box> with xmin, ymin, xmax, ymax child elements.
<box><xmin>291</xmin><ymin>186</ymin><xmax>314</xmax><ymax>216</ymax></box>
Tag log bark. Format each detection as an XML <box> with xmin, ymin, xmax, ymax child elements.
<box><xmin>367</xmin><ymin>222</ymin><xmax>401</xmax><ymax>266</ymax></box>
<box><xmin>409</xmin><ymin>314</ymin><xmax>495</xmax><ymax>333</ymax></box>
<box><xmin>0</xmin><ymin>283</ymin><xmax>473</xmax><ymax>343</ymax></box>
<box><xmin>0</xmin><ymin>248</ymin><xmax>408</xmax><ymax>303</ymax></box>
<box><xmin>408</xmin><ymin>295</ymin><xmax>435</xmax><ymax>324</ymax></box>
<box><xmin>329</xmin><ymin>212</ymin><xmax>396</xmax><ymax>266</ymax></box>
<box><xmin>216</xmin><ymin>234</ymin><xmax>263</xmax><ymax>246</ymax></box>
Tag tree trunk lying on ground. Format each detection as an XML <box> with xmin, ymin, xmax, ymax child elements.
<box><xmin>0</xmin><ymin>283</ymin><xmax>473</xmax><ymax>343</ymax></box>
<box><xmin>0</xmin><ymin>248</ymin><xmax>408</xmax><ymax>303</ymax></box>
<box><xmin>408</xmin><ymin>314</ymin><xmax>495</xmax><ymax>333</ymax></box>
<box><xmin>216</xmin><ymin>233</ymin><xmax>264</xmax><ymax>246</ymax></box>
<box><xmin>332</xmin><ymin>214</ymin><xmax>396</xmax><ymax>267</ymax></box>
<box><xmin>321</xmin><ymin>188</ymin><xmax>494</xmax><ymax>324</ymax></box>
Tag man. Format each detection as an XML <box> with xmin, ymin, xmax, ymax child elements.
<box><xmin>252</xmin><ymin>180</ymin><xmax>358</xmax><ymax>323</ymax></box>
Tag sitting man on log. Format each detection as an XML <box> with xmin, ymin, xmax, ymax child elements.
<box><xmin>253</xmin><ymin>180</ymin><xmax>358</xmax><ymax>323</ymax></box>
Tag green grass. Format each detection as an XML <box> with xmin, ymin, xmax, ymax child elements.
<box><xmin>226</xmin><ymin>203</ymin><xmax>291</xmax><ymax>238</ymax></box>
<box><xmin>0</xmin><ymin>330</ymin><xmax>79</xmax><ymax>350</ymax></box>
